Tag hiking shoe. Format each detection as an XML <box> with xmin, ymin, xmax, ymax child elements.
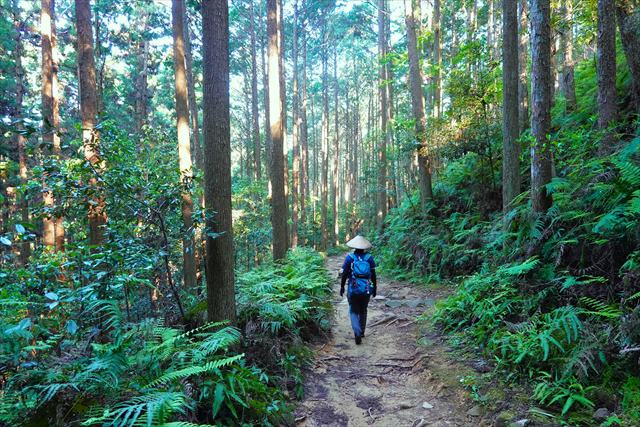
<box><xmin>355</xmin><ymin>335</ymin><xmax>362</xmax><ymax>345</ymax></box>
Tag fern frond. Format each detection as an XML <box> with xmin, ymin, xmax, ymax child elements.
<box><xmin>145</xmin><ymin>354</ymin><xmax>244</xmax><ymax>388</ymax></box>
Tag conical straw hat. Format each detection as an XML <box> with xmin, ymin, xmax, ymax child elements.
<box><xmin>346</xmin><ymin>235</ymin><xmax>372</xmax><ymax>250</ymax></box>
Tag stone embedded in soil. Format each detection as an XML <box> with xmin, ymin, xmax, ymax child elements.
<box><xmin>398</xmin><ymin>401</ymin><xmax>414</xmax><ymax>409</ymax></box>
<box><xmin>467</xmin><ymin>405</ymin><xmax>484</xmax><ymax>416</ymax></box>
<box><xmin>385</xmin><ymin>299</ymin><xmax>404</xmax><ymax>308</ymax></box>
<box><xmin>421</xmin><ymin>401</ymin><xmax>434</xmax><ymax>409</ymax></box>
<box><xmin>593</xmin><ymin>407</ymin><xmax>610</xmax><ymax>421</ymax></box>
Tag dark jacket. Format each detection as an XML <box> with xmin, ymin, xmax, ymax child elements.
<box><xmin>340</xmin><ymin>250</ymin><xmax>377</xmax><ymax>296</ymax></box>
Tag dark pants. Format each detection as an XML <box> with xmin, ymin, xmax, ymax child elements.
<box><xmin>347</xmin><ymin>293</ymin><xmax>370</xmax><ymax>337</ymax></box>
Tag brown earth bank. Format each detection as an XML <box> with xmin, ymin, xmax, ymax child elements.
<box><xmin>293</xmin><ymin>254</ymin><xmax>546</xmax><ymax>427</ymax></box>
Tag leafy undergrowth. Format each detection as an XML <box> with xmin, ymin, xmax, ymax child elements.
<box><xmin>237</xmin><ymin>247</ymin><xmax>333</xmax><ymax>398</ymax></box>
<box><xmin>378</xmin><ymin>60</ymin><xmax>640</xmax><ymax>425</ymax></box>
<box><xmin>0</xmin><ymin>247</ymin><xmax>331</xmax><ymax>426</ymax></box>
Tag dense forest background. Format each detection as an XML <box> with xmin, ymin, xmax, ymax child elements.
<box><xmin>0</xmin><ymin>0</ymin><xmax>639</xmax><ymax>425</ymax></box>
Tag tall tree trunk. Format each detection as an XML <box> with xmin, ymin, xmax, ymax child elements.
<box><xmin>202</xmin><ymin>0</ymin><xmax>236</xmax><ymax>323</ymax></box>
<box><xmin>300</xmin><ymin>25</ymin><xmax>309</xmax><ymax>230</ymax></box>
<box><xmin>183</xmin><ymin>2</ymin><xmax>203</xmax><ymax>173</ymax></box>
<box><xmin>597</xmin><ymin>0</ymin><xmax>618</xmax><ymax>151</ymax></box>
<box><xmin>332</xmin><ymin>49</ymin><xmax>340</xmax><ymax>245</ymax></box>
<box><xmin>518</xmin><ymin>0</ymin><xmax>529</xmax><ymax>133</ymax></box>
<box><xmin>75</xmin><ymin>0</ymin><xmax>105</xmax><ymax>246</ymax></box>
<box><xmin>94</xmin><ymin>4</ymin><xmax>103</xmax><ymax>116</ymax></box>
<box><xmin>277</xmin><ymin>0</ymin><xmax>289</xmax><ymax>249</ymax></box>
<box><xmin>377</xmin><ymin>0</ymin><xmax>389</xmax><ymax>229</ymax></box>
<box><xmin>433</xmin><ymin>0</ymin><xmax>442</xmax><ymax>118</ymax></box>
<box><xmin>291</xmin><ymin>0</ymin><xmax>300</xmax><ymax>248</ymax></box>
<box><xmin>406</xmin><ymin>0</ymin><xmax>432</xmax><ymax>208</ymax></box>
<box><xmin>261</xmin><ymin>28</ymin><xmax>272</xmax><ymax>182</ymax></box>
<box><xmin>134</xmin><ymin>34</ymin><xmax>149</xmax><ymax>135</ymax></box>
<box><xmin>320</xmin><ymin>18</ymin><xmax>329</xmax><ymax>250</ymax></box>
<box><xmin>502</xmin><ymin>0</ymin><xmax>520</xmax><ymax>214</ymax></box>
<box><xmin>530</xmin><ymin>0</ymin><xmax>553</xmax><ymax>213</ymax></box>
<box><xmin>488</xmin><ymin>0</ymin><xmax>495</xmax><ymax>60</ymax></box>
<box><xmin>267</xmin><ymin>0</ymin><xmax>288</xmax><ymax>260</ymax></box>
<box><xmin>172</xmin><ymin>0</ymin><xmax>196</xmax><ymax>290</ymax></box>
<box><xmin>559</xmin><ymin>0</ymin><xmax>576</xmax><ymax>112</ymax></box>
<box><xmin>616</xmin><ymin>1</ymin><xmax>640</xmax><ymax>114</ymax></box>
<box><xmin>13</xmin><ymin>3</ymin><xmax>30</xmax><ymax>264</ymax></box>
<box><xmin>250</xmin><ymin>0</ymin><xmax>261</xmax><ymax>181</ymax></box>
<box><xmin>41</xmin><ymin>0</ymin><xmax>62</xmax><ymax>250</ymax></box>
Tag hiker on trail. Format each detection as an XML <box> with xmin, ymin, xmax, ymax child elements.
<box><xmin>340</xmin><ymin>235</ymin><xmax>377</xmax><ymax>345</ymax></box>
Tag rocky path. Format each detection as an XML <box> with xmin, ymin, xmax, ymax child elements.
<box><xmin>294</xmin><ymin>254</ymin><xmax>484</xmax><ymax>427</ymax></box>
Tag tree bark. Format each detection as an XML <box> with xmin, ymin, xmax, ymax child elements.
<box><xmin>13</xmin><ymin>3</ymin><xmax>30</xmax><ymax>264</ymax></box>
<box><xmin>183</xmin><ymin>2</ymin><xmax>204</xmax><ymax>173</ymax></box>
<box><xmin>134</xmin><ymin>32</ymin><xmax>149</xmax><ymax>135</ymax></box>
<box><xmin>172</xmin><ymin>0</ymin><xmax>196</xmax><ymax>290</ymax></box>
<box><xmin>332</xmin><ymin>48</ymin><xmax>340</xmax><ymax>245</ymax></box>
<box><xmin>502</xmin><ymin>0</ymin><xmax>520</xmax><ymax>214</ymax></box>
<box><xmin>291</xmin><ymin>0</ymin><xmax>300</xmax><ymax>248</ymax></box>
<box><xmin>433</xmin><ymin>0</ymin><xmax>442</xmax><ymax>118</ymax></box>
<box><xmin>249</xmin><ymin>0</ymin><xmax>261</xmax><ymax>181</ymax></box>
<box><xmin>75</xmin><ymin>0</ymin><xmax>105</xmax><ymax>246</ymax></box>
<box><xmin>300</xmin><ymin>23</ymin><xmax>309</xmax><ymax>230</ymax></box>
<box><xmin>267</xmin><ymin>0</ymin><xmax>288</xmax><ymax>260</ymax></box>
<box><xmin>277</xmin><ymin>0</ymin><xmax>289</xmax><ymax>250</ymax></box>
<box><xmin>202</xmin><ymin>0</ymin><xmax>236</xmax><ymax>323</ymax></box>
<box><xmin>530</xmin><ymin>0</ymin><xmax>553</xmax><ymax>213</ymax></box>
<box><xmin>518</xmin><ymin>0</ymin><xmax>529</xmax><ymax>133</ymax></box>
<box><xmin>377</xmin><ymin>0</ymin><xmax>389</xmax><ymax>229</ymax></box>
<box><xmin>406</xmin><ymin>0</ymin><xmax>432</xmax><ymax>208</ymax></box>
<box><xmin>597</xmin><ymin>0</ymin><xmax>618</xmax><ymax>151</ymax></box>
<box><xmin>41</xmin><ymin>0</ymin><xmax>64</xmax><ymax>250</ymax></box>
<box><xmin>559</xmin><ymin>0</ymin><xmax>577</xmax><ymax>112</ymax></box>
<box><xmin>320</xmin><ymin>16</ymin><xmax>329</xmax><ymax>250</ymax></box>
<box><xmin>616</xmin><ymin>1</ymin><xmax>640</xmax><ymax>114</ymax></box>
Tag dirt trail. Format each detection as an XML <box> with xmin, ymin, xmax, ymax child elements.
<box><xmin>295</xmin><ymin>254</ymin><xmax>481</xmax><ymax>427</ymax></box>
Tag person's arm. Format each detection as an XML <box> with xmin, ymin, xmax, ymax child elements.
<box><xmin>369</xmin><ymin>257</ymin><xmax>377</xmax><ymax>297</ymax></box>
<box><xmin>340</xmin><ymin>256</ymin><xmax>351</xmax><ymax>296</ymax></box>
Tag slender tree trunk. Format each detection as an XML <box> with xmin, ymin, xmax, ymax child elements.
<box><xmin>13</xmin><ymin>5</ymin><xmax>30</xmax><ymax>264</ymax></box>
<box><xmin>559</xmin><ymin>0</ymin><xmax>577</xmax><ymax>112</ymax></box>
<box><xmin>616</xmin><ymin>1</ymin><xmax>640</xmax><ymax>114</ymax></box>
<box><xmin>291</xmin><ymin>0</ymin><xmax>300</xmax><ymax>248</ymax></box>
<box><xmin>41</xmin><ymin>0</ymin><xmax>60</xmax><ymax>250</ymax></box>
<box><xmin>134</xmin><ymin>34</ymin><xmax>149</xmax><ymax>135</ymax></box>
<box><xmin>94</xmin><ymin>5</ymin><xmax>103</xmax><ymax>116</ymax></box>
<box><xmin>172</xmin><ymin>0</ymin><xmax>196</xmax><ymax>290</ymax></box>
<box><xmin>377</xmin><ymin>0</ymin><xmax>389</xmax><ymax>229</ymax></box>
<box><xmin>518</xmin><ymin>0</ymin><xmax>530</xmax><ymax>133</ymax></box>
<box><xmin>267</xmin><ymin>0</ymin><xmax>288</xmax><ymax>260</ymax></box>
<box><xmin>488</xmin><ymin>0</ymin><xmax>495</xmax><ymax>60</ymax></box>
<box><xmin>202</xmin><ymin>0</ymin><xmax>236</xmax><ymax>323</ymax></box>
<box><xmin>320</xmin><ymin>19</ymin><xmax>329</xmax><ymax>250</ymax></box>
<box><xmin>332</xmin><ymin>49</ymin><xmax>340</xmax><ymax>245</ymax></box>
<box><xmin>406</xmin><ymin>0</ymin><xmax>432</xmax><ymax>208</ymax></box>
<box><xmin>250</xmin><ymin>0</ymin><xmax>261</xmax><ymax>180</ymax></box>
<box><xmin>75</xmin><ymin>0</ymin><xmax>105</xmax><ymax>246</ymax></box>
<box><xmin>530</xmin><ymin>0</ymin><xmax>553</xmax><ymax>213</ymax></box>
<box><xmin>183</xmin><ymin>3</ymin><xmax>203</xmax><ymax>173</ymax></box>
<box><xmin>502</xmin><ymin>0</ymin><xmax>520</xmax><ymax>214</ymax></box>
<box><xmin>433</xmin><ymin>0</ymin><xmax>442</xmax><ymax>118</ymax></box>
<box><xmin>261</xmin><ymin>28</ymin><xmax>272</xmax><ymax>182</ymax></box>
<box><xmin>277</xmin><ymin>0</ymin><xmax>289</xmax><ymax>250</ymax></box>
<box><xmin>597</xmin><ymin>0</ymin><xmax>618</xmax><ymax>151</ymax></box>
<box><xmin>300</xmin><ymin>25</ymin><xmax>309</xmax><ymax>230</ymax></box>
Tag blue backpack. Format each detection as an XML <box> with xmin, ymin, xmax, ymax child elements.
<box><xmin>349</xmin><ymin>253</ymin><xmax>373</xmax><ymax>296</ymax></box>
